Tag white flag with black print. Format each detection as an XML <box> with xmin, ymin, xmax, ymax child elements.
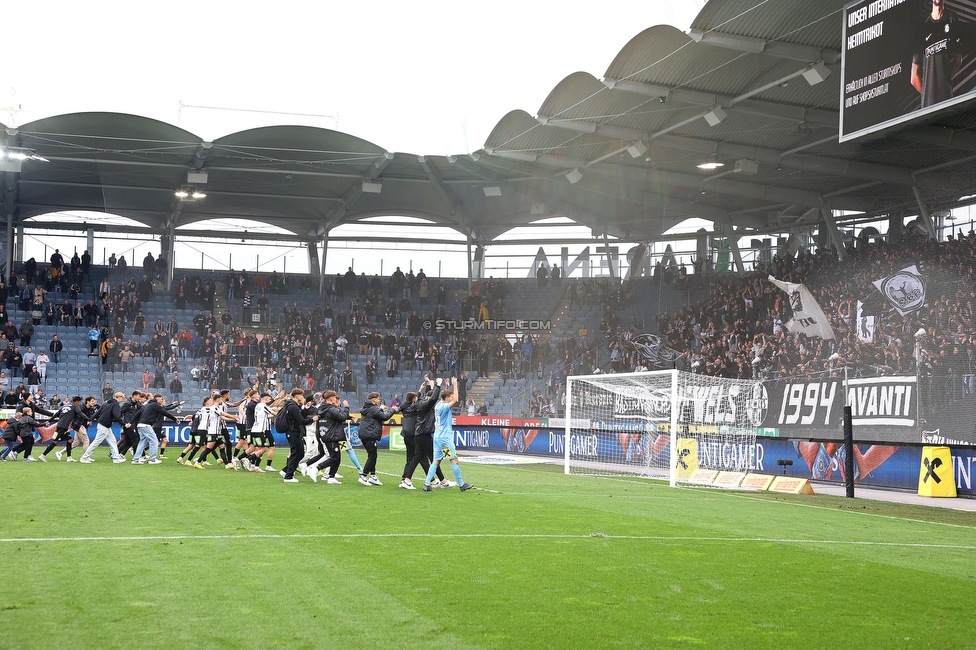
<box><xmin>768</xmin><ymin>276</ymin><xmax>836</xmax><ymax>340</ymax></box>
<box><xmin>873</xmin><ymin>265</ymin><xmax>926</xmax><ymax>316</ymax></box>
<box><xmin>856</xmin><ymin>301</ymin><xmax>875</xmax><ymax>343</ymax></box>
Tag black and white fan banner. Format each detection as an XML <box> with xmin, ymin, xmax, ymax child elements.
<box><xmin>872</xmin><ymin>264</ymin><xmax>926</xmax><ymax>316</ymax></box>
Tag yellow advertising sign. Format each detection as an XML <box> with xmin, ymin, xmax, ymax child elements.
<box><xmin>769</xmin><ymin>476</ymin><xmax>815</xmax><ymax>495</ymax></box>
<box><xmin>688</xmin><ymin>469</ymin><xmax>719</xmax><ymax>485</ymax></box>
<box><xmin>714</xmin><ymin>471</ymin><xmax>747</xmax><ymax>488</ymax></box>
<box><xmin>740</xmin><ymin>474</ymin><xmax>775</xmax><ymax>491</ymax></box>
<box><xmin>918</xmin><ymin>446</ymin><xmax>956</xmax><ymax>498</ymax></box>
<box><xmin>674</xmin><ymin>438</ymin><xmax>698</xmax><ymax>479</ymax></box>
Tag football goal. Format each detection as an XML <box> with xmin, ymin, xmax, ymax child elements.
<box><xmin>564</xmin><ymin>369</ymin><xmax>767</xmax><ymax>486</ymax></box>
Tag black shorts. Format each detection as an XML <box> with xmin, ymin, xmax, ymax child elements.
<box><xmin>261</xmin><ymin>431</ymin><xmax>275</xmax><ymax>447</ymax></box>
<box><xmin>191</xmin><ymin>431</ymin><xmax>207</xmax><ymax>446</ymax></box>
<box><xmin>155</xmin><ymin>429</ymin><xmax>166</xmax><ymax>442</ymax></box>
<box><xmin>55</xmin><ymin>427</ymin><xmax>72</xmax><ymax>442</ymax></box>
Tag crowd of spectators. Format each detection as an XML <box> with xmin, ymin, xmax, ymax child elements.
<box><xmin>568</xmin><ymin>230</ymin><xmax>976</xmax><ymax>421</ymax></box>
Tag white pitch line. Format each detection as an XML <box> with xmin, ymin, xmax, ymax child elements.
<box><xmin>1</xmin><ymin>532</ymin><xmax>973</xmax><ymax>550</ymax></box>
<box><xmin>717</xmin><ymin>490</ymin><xmax>976</xmax><ymax>530</ymax></box>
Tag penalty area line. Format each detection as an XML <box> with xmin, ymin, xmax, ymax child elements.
<box><xmin>0</xmin><ymin>532</ymin><xmax>973</xmax><ymax>550</ymax></box>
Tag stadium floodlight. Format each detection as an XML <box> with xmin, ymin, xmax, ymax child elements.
<box><xmin>703</xmin><ymin>106</ymin><xmax>727</xmax><ymax>127</ymax></box>
<box><xmin>565</xmin><ymin>370</ymin><xmax>764</xmax><ymax>487</ymax></box>
<box><xmin>801</xmin><ymin>61</ymin><xmax>830</xmax><ymax>86</ymax></box>
<box><xmin>175</xmin><ymin>190</ymin><xmax>189</xmax><ymax>198</ymax></box>
<box><xmin>191</xmin><ymin>191</ymin><xmax>206</xmax><ymax>199</ymax></box>
<box><xmin>565</xmin><ymin>168</ymin><xmax>583</xmax><ymax>184</ymax></box>
<box><xmin>626</xmin><ymin>141</ymin><xmax>647</xmax><ymax>158</ymax></box>
<box><xmin>0</xmin><ymin>147</ymin><xmax>48</xmax><ymax>163</ymax></box>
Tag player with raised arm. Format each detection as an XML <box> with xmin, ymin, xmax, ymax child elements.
<box><xmin>422</xmin><ymin>378</ymin><xmax>474</xmax><ymax>492</ymax></box>
<box><xmin>400</xmin><ymin>375</ymin><xmax>445</xmax><ymax>489</ymax></box>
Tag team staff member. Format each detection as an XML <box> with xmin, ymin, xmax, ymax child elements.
<box><xmin>38</xmin><ymin>396</ymin><xmax>90</xmax><ymax>461</ymax></box>
<box><xmin>154</xmin><ymin>397</ymin><xmax>184</xmax><ymax>459</ymax></box>
<box><xmin>132</xmin><ymin>393</ymin><xmax>182</xmax><ymax>464</ymax></box>
<box><xmin>115</xmin><ymin>391</ymin><xmax>146</xmax><ymax>459</ymax></box>
<box><xmin>280</xmin><ymin>388</ymin><xmax>317</xmax><ymax>483</ymax></box>
<box><xmin>410</xmin><ymin>378</ymin><xmax>449</xmax><ymax>488</ymax></box>
<box><xmin>423</xmin><ymin>378</ymin><xmax>474</xmax><ymax>492</ymax></box>
<box><xmin>399</xmin><ymin>375</ymin><xmax>442</xmax><ymax>489</ymax></box>
<box><xmin>356</xmin><ymin>392</ymin><xmax>397</xmax><ymax>486</ymax></box>
<box><xmin>307</xmin><ymin>390</ymin><xmax>350</xmax><ymax>484</ymax></box>
<box><xmin>80</xmin><ymin>392</ymin><xmax>128</xmax><ymax>464</ymax></box>
<box><xmin>1</xmin><ymin>410</ymin><xmax>38</xmax><ymax>461</ymax></box>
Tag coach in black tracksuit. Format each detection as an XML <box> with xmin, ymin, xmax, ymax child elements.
<box><xmin>312</xmin><ymin>390</ymin><xmax>351</xmax><ymax>481</ymax></box>
<box><xmin>357</xmin><ymin>391</ymin><xmax>397</xmax><ymax>484</ymax></box>
<box><xmin>115</xmin><ymin>393</ymin><xmax>145</xmax><ymax>458</ymax></box>
<box><xmin>280</xmin><ymin>388</ymin><xmax>316</xmax><ymax>482</ymax></box>
<box><xmin>401</xmin><ymin>379</ymin><xmax>446</xmax><ymax>486</ymax></box>
<box><xmin>39</xmin><ymin>396</ymin><xmax>90</xmax><ymax>460</ymax></box>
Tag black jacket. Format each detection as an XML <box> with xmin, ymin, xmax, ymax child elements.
<box><xmin>96</xmin><ymin>399</ymin><xmax>123</xmax><ymax>427</ymax></box>
<box><xmin>282</xmin><ymin>399</ymin><xmax>314</xmax><ymax>435</ymax></box>
<box><xmin>358</xmin><ymin>402</ymin><xmax>395</xmax><ymax>441</ymax></box>
<box><xmin>415</xmin><ymin>384</ymin><xmax>442</xmax><ymax>436</ymax></box>
<box><xmin>317</xmin><ymin>403</ymin><xmax>350</xmax><ymax>442</ymax></box>
<box><xmin>400</xmin><ymin>384</ymin><xmax>440</xmax><ymax>437</ymax></box>
<box><xmin>134</xmin><ymin>401</ymin><xmax>179</xmax><ymax>429</ymax></box>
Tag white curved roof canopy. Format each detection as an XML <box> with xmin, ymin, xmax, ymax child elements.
<box><xmin>3</xmin><ymin>0</ymin><xmax>976</xmax><ymax>246</ymax></box>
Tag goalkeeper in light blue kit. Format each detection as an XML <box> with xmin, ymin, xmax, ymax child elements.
<box><xmin>423</xmin><ymin>377</ymin><xmax>474</xmax><ymax>492</ymax></box>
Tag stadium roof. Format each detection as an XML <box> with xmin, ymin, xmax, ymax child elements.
<box><xmin>4</xmin><ymin>0</ymin><xmax>976</xmax><ymax>246</ymax></box>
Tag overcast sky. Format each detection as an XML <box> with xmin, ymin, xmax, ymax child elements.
<box><xmin>6</xmin><ymin>0</ymin><xmax>705</xmax><ymax>156</ymax></box>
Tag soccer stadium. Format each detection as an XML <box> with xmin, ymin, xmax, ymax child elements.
<box><xmin>2</xmin><ymin>1</ymin><xmax>976</xmax><ymax>648</ymax></box>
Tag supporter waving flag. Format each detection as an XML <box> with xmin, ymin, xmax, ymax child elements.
<box><xmin>872</xmin><ymin>265</ymin><xmax>926</xmax><ymax>316</ymax></box>
<box><xmin>856</xmin><ymin>301</ymin><xmax>876</xmax><ymax>344</ymax></box>
<box><xmin>767</xmin><ymin>276</ymin><xmax>835</xmax><ymax>340</ymax></box>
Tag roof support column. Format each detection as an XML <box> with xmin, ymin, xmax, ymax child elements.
<box><xmin>5</xmin><ymin>207</ymin><xmax>12</xmax><ymax>283</ymax></box>
<box><xmin>164</xmin><ymin>226</ymin><xmax>175</xmax><ymax>290</ymax></box>
<box><xmin>912</xmin><ymin>186</ymin><xmax>939</xmax><ymax>240</ymax></box>
<box><xmin>820</xmin><ymin>209</ymin><xmax>847</xmax><ymax>261</ymax></box>
<box><xmin>602</xmin><ymin>232</ymin><xmax>616</xmax><ymax>284</ymax></box>
<box><xmin>319</xmin><ymin>238</ymin><xmax>329</xmax><ymax>298</ymax></box>
<box><xmin>466</xmin><ymin>237</ymin><xmax>473</xmax><ymax>290</ymax></box>
<box><xmin>307</xmin><ymin>240</ymin><xmax>320</xmax><ymax>281</ymax></box>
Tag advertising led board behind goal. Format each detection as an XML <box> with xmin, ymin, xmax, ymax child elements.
<box><xmin>840</xmin><ymin>0</ymin><xmax>976</xmax><ymax>142</ymax></box>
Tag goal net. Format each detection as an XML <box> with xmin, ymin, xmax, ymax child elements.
<box><xmin>564</xmin><ymin>370</ymin><xmax>767</xmax><ymax>486</ymax></box>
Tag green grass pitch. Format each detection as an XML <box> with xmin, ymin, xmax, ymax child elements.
<box><xmin>1</xmin><ymin>450</ymin><xmax>974</xmax><ymax>649</ymax></box>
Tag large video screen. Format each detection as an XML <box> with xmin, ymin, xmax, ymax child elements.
<box><xmin>840</xmin><ymin>0</ymin><xmax>976</xmax><ymax>142</ymax></box>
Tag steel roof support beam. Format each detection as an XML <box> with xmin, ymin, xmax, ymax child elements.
<box><xmin>603</xmin><ymin>78</ymin><xmax>837</xmax><ymax>127</ymax></box>
<box><xmin>473</xmin><ymin>155</ymin><xmax>734</xmax><ymax>235</ymax></box>
<box><xmin>536</xmin><ymin>118</ymin><xmax>916</xmax><ymax>185</ymax></box>
<box><xmin>418</xmin><ymin>155</ymin><xmax>474</xmax><ymax>236</ymax></box>
<box><xmin>820</xmin><ymin>208</ymin><xmax>847</xmax><ymax>261</ymax></box>
<box><xmin>320</xmin><ymin>152</ymin><xmax>395</xmax><ymax>236</ymax></box>
<box><xmin>687</xmin><ymin>29</ymin><xmax>840</xmax><ymax>65</ymax></box>
<box><xmin>912</xmin><ymin>186</ymin><xmax>939</xmax><ymax>240</ymax></box>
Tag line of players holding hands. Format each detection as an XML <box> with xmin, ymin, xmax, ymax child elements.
<box><xmin>2</xmin><ymin>375</ymin><xmax>474</xmax><ymax>493</ymax></box>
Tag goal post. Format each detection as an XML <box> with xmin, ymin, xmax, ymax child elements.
<box><xmin>564</xmin><ymin>369</ymin><xmax>766</xmax><ymax>487</ymax></box>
